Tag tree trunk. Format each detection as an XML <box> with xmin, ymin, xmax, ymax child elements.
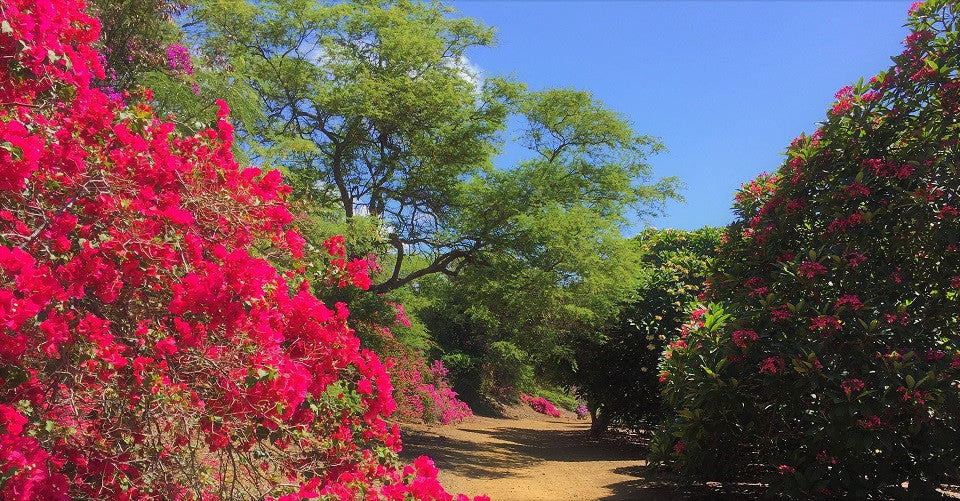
<box><xmin>590</xmin><ymin>406</ymin><xmax>610</xmax><ymax>437</ymax></box>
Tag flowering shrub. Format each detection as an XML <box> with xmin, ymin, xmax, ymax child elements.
<box><xmin>574</xmin><ymin>403</ymin><xmax>589</xmax><ymax>420</ymax></box>
<box><xmin>654</xmin><ymin>1</ymin><xmax>960</xmax><ymax>497</ymax></box>
<box><xmin>520</xmin><ymin>393</ymin><xmax>562</xmax><ymax>418</ymax></box>
<box><xmin>0</xmin><ymin>1</ymin><xmax>486</xmax><ymax>499</ymax></box>
<box><xmin>392</xmin><ymin>355</ymin><xmax>473</xmax><ymax>425</ymax></box>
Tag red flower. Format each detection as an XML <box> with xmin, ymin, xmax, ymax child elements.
<box><xmin>841</xmin><ymin>378</ymin><xmax>865</xmax><ymax>395</ymax></box>
<box><xmin>759</xmin><ymin>356</ymin><xmax>785</xmax><ymax>375</ymax></box>
<box><xmin>731</xmin><ymin>329</ymin><xmax>758</xmax><ymax>349</ymax></box>
<box><xmin>834</xmin><ymin>295</ymin><xmax>863</xmax><ymax>311</ymax></box>
<box><xmin>798</xmin><ymin>261</ymin><xmax>827</xmax><ymax>278</ymax></box>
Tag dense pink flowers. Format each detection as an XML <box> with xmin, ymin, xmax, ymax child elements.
<box><xmin>778</xmin><ymin>465</ymin><xmax>797</xmax><ymax>476</ymax></box>
<box><xmin>731</xmin><ymin>329</ymin><xmax>758</xmax><ymax>349</ymax></box>
<box><xmin>798</xmin><ymin>260</ymin><xmax>827</xmax><ymax>278</ymax></box>
<box><xmin>655</xmin><ymin>3</ymin><xmax>960</xmax><ymax>496</ymax></box>
<box><xmin>770</xmin><ymin>305</ymin><xmax>791</xmax><ymax>322</ymax></box>
<box><xmin>810</xmin><ymin>315</ymin><xmax>841</xmax><ymax>334</ymax></box>
<box><xmin>520</xmin><ymin>393</ymin><xmax>562</xmax><ymax>418</ymax></box>
<box><xmin>758</xmin><ymin>356</ymin><xmax>785</xmax><ymax>375</ymax></box>
<box><xmin>0</xmin><ymin>1</ymin><xmax>481</xmax><ymax>498</ymax></box>
<box><xmin>841</xmin><ymin>378</ymin><xmax>864</xmax><ymax>395</ymax></box>
<box><xmin>393</xmin><ymin>356</ymin><xmax>472</xmax><ymax>425</ymax></box>
<box><xmin>165</xmin><ymin>43</ymin><xmax>193</xmax><ymax>75</ymax></box>
<box><xmin>834</xmin><ymin>295</ymin><xmax>863</xmax><ymax>311</ymax></box>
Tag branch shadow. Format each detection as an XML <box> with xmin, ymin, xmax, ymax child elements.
<box><xmin>400</xmin><ymin>428</ymin><xmax>539</xmax><ymax>479</ymax></box>
<box><xmin>601</xmin><ymin>465</ymin><xmax>769</xmax><ymax>500</ymax></box>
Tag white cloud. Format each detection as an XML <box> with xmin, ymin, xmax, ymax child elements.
<box><xmin>446</xmin><ymin>55</ymin><xmax>484</xmax><ymax>95</ymax></box>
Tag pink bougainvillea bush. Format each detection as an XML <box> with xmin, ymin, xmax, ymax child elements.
<box><xmin>393</xmin><ymin>356</ymin><xmax>473</xmax><ymax>426</ymax></box>
<box><xmin>520</xmin><ymin>393</ymin><xmax>561</xmax><ymax>418</ymax></box>
<box><xmin>0</xmin><ymin>1</ymin><xmax>486</xmax><ymax>499</ymax></box>
<box><xmin>654</xmin><ymin>1</ymin><xmax>960</xmax><ymax>498</ymax></box>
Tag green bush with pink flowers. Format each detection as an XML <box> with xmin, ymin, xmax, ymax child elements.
<box><xmin>653</xmin><ymin>1</ymin><xmax>960</xmax><ymax>497</ymax></box>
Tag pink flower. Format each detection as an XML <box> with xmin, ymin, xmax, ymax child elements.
<box><xmin>841</xmin><ymin>378</ymin><xmax>865</xmax><ymax>395</ymax></box>
<box><xmin>810</xmin><ymin>316</ymin><xmax>841</xmax><ymax>335</ymax></box>
<box><xmin>798</xmin><ymin>261</ymin><xmax>827</xmax><ymax>278</ymax></box>
<box><xmin>771</xmin><ymin>306</ymin><xmax>791</xmax><ymax>322</ymax></box>
<box><xmin>731</xmin><ymin>329</ymin><xmax>758</xmax><ymax>349</ymax></box>
<box><xmin>857</xmin><ymin>415</ymin><xmax>883</xmax><ymax>429</ymax></box>
<box><xmin>816</xmin><ymin>450</ymin><xmax>837</xmax><ymax>465</ymax></box>
<box><xmin>759</xmin><ymin>356</ymin><xmax>784</xmax><ymax>375</ymax></box>
<box><xmin>845</xmin><ymin>252</ymin><xmax>867</xmax><ymax>267</ymax></box>
<box><xmin>834</xmin><ymin>295</ymin><xmax>863</xmax><ymax>311</ymax></box>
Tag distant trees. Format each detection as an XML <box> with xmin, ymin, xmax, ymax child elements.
<box><xmin>574</xmin><ymin>227</ymin><xmax>721</xmax><ymax>436</ymax></box>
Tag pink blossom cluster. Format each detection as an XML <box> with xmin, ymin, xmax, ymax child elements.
<box><xmin>392</xmin><ymin>356</ymin><xmax>472</xmax><ymax>425</ymax></box>
<box><xmin>520</xmin><ymin>393</ymin><xmax>562</xmax><ymax>418</ymax></box>
<box><xmin>0</xmin><ymin>1</ymin><xmax>483</xmax><ymax>499</ymax></box>
<box><xmin>165</xmin><ymin>43</ymin><xmax>193</xmax><ymax>75</ymax></box>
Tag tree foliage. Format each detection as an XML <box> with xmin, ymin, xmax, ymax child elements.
<box><xmin>186</xmin><ymin>0</ymin><xmax>679</xmax><ymax>292</ymax></box>
<box><xmin>654</xmin><ymin>2</ymin><xmax>960</xmax><ymax>497</ymax></box>
<box><xmin>574</xmin><ymin>227</ymin><xmax>721</xmax><ymax>435</ymax></box>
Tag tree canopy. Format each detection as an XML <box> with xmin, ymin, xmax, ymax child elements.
<box><xmin>185</xmin><ymin>0</ymin><xmax>680</xmax><ymax>292</ymax></box>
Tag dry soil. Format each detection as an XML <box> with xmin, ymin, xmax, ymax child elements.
<box><xmin>399</xmin><ymin>408</ymin><xmax>711</xmax><ymax>501</ymax></box>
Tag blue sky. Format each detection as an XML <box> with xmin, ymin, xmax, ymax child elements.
<box><xmin>453</xmin><ymin>1</ymin><xmax>914</xmax><ymax>232</ymax></box>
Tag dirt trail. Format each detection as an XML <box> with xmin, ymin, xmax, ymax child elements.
<box><xmin>398</xmin><ymin>412</ymin><xmax>690</xmax><ymax>501</ymax></box>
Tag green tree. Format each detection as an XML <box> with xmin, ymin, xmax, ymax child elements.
<box><xmin>186</xmin><ymin>0</ymin><xmax>680</xmax><ymax>293</ymax></box>
<box><xmin>573</xmin><ymin>227</ymin><xmax>721</xmax><ymax>435</ymax></box>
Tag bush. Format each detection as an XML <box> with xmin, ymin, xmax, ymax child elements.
<box><xmin>392</xmin><ymin>352</ymin><xmax>473</xmax><ymax>425</ymax></box>
<box><xmin>485</xmin><ymin>340</ymin><xmax>535</xmax><ymax>393</ymax></box>
<box><xmin>574</xmin><ymin>228</ymin><xmax>720</xmax><ymax>434</ymax></box>
<box><xmin>532</xmin><ymin>388</ymin><xmax>579</xmax><ymax>412</ymax></box>
<box><xmin>654</xmin><ymin>2</ymin><xmax>960</xmax><ymax>497</ymax></box>
<box><xmin>0</xmin><ymin>1</ymin><xmax>484</xmax><ymax>499</ymax></box>
<box><xmin>520</xmin><ymin>393</ymin><xmax>562</xmax><ymax>418</ymax></box>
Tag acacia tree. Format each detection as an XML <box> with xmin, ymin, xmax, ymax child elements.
<box><xmin>186</xmin><ymin>0</ymin><xmax>679</xmax><ymax>292</ymax></box>
<box><xmin>412</xmin><ymin>85</ymin><xmax>681</xmax><ymax>400</ymax></box>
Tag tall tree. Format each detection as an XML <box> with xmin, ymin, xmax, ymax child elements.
<box><xmin>187</xmin><ymin>0</ymin><xmax>680</xmax><ymax>292</ymax></box>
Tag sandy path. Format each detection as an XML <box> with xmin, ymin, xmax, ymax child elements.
<box><xmin>400</xmin><ymin>413</ymin><xmax>960</xmax><ymax>500</ymax></box>
<box><xmin>398</xmin><ymin>414</ymin><xmax>689</xmax><ymax>501</ymax></box>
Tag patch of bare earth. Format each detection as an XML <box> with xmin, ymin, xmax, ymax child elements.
<box><xmin>400</xmin><ymin>409</ymin><xmax>960</xmax><ymax>500</ymax></box>
<box><xmin>398</xmin><ymin>408</ymin><xmax>754</xmax><ymax>501</ymax></box>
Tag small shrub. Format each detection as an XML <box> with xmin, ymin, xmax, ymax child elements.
<box><xmin>520</xmin><ymin>393</ymin><xmax>562</xmax><ymax>418</ymax></box>
<box><xmin>393</xmin><ymin>354</ymin><xmax>473</xmax><ymax>425</ymax></box>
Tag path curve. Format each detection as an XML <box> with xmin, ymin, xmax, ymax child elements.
<box><xmin>399</xmin><ymin>414</ymin><xmax>686</xmax><ymax>501</ymax></box>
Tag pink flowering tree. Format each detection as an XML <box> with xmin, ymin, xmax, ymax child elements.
<box><xmin>654</xmin><ymin>1</ymin><xmax>960</xmax><ymax>497</ymax></box>
<box><xmin>0</xmin><ymin>1</ymin><xmax>486</xmax><ymax>499</ymax></box>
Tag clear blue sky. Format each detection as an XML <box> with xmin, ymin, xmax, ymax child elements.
<box><xmin>453</xmin><ymin>1</ymin><xmax>913</xmax><ymax>232</ymax></box>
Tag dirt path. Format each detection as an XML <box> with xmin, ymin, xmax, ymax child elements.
<box><xmin>401</xmin><ymin>413</ymin><xmax>960</xmax><ymax>500</ymax></box>
<box><xmin>398</xmin><ymin>412</ymin><xmax>690</xmax><ymax>501</ymax></box>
